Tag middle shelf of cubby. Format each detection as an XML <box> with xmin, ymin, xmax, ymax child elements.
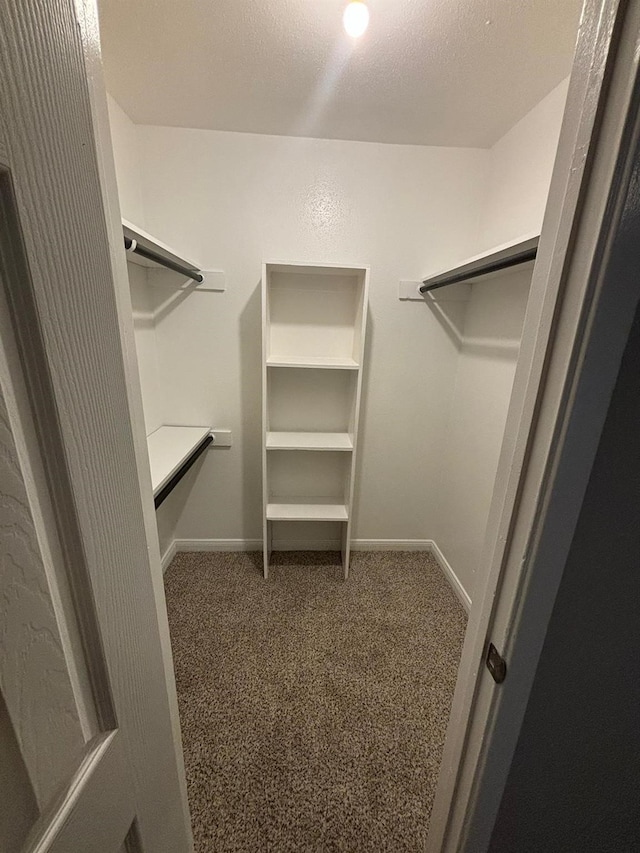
<box><xmin>266</xmin><ymin>431</ymin><xmax>353</xmax><ymax>451</ymax></box>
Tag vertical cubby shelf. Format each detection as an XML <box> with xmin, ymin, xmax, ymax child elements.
<box><xmin>262</xmin><ymin>262</ymin><xmax>369</xmax><ymax>580</ymax></box>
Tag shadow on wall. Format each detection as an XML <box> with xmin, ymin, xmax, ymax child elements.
<box><xmin>350</xmin><ymin>308</ymin><xmax>374</xmax><ymax>536</ymax></box>
<box><xmin>422</xmin><ymin>284</ymin><xmax>469</xmax><ymax>350</ymax></box>
<box><xmin>424</xmin><ymin>282</ymin><xmax>522</xmax><ymax>360</ymax></box>
<box><xmin>156</xmin><ymin>457</ymin><xmax>208</xmax><ymax>559</ymax></box>
<box><xmin>239</xmin><ymin>282</ymin><xmax>264</xmax><ymax>543</ymax></box>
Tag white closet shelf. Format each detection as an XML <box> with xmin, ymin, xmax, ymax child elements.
<box><xmin>266</xmin><ymin>431</ymin><xmax>353</xmax><ymax>451</ymax></box>
<box><xmin>123</xmin><ymin>219</ymin><xmax>202</xmax><ymax>276</ymax></box>
<box><xmin>266</xmin><ymin>497</ymin><xmax>349</xmax><ymax>521</ymax></box>
<box><xmin>147</xmin><ymin>425</ymin><xmax>213</xmax><ymax>497</ymax></box>
<box><xmin>266</xmin><ymin>355</ymin><xmax>360</xmax><ymax>370</ymax></box>
<box><xmin>420</xmin><ymin>233</ymin><xmax>540</xmax><ymax>293</ymax></box>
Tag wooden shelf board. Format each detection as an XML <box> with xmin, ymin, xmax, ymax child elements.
<box><xmin>266</xmin><ymin>497</ymin><xmax>349</xmax><ymax>521</ymax></box>
<box><xmin>123</xmin><ymin>219</ymin><xmax>201</xmax><ymax>274</ymax></box>
<box><xmin>266</xmin><ymin>355</ymin><xmax>359</xmax><ymax>370</ymax></box>
<box><xmin>421</xmin><ymin>232</ymin><xmax>539</xmax><ymax>291</ymax></box>
<box><xmin>266</xmin><ymin>431</ymin><xmax>353</xmax><ymax>451</ymax></box>
<box><xmin>147</xmin><ymin>425</ymin><xmax>212</xmax><ymax>496</ymax></box>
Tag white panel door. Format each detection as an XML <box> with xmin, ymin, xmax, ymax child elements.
<box><xmin>0</xmin><ymin>1</ymin><xmax>192</xmax><ymax>850</ymax></box>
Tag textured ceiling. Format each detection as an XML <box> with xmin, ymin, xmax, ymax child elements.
<box><xmin>98</xmin><ymin>0</ymin><xmax>582</xmax><ymax>147</ymax></box>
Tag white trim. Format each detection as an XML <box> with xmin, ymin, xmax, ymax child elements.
<box><xmin>352</xmin><ymin>538</ymin><xmax>432</xmax><ymax>551</ymax></box>
<box><xmin>166</xmin><ymin>538</ymin><xmax>470</xmax><ymax>612</ymax></box>
<box><xmin>161</xmin><ymin>541</ymin><xmax>177</xmax><ymax>573</ymax></box>
<box><xmin>428</xmin><ymin>3</ymin><xmax>640</xmax><ymax>849</ymax></box>
<box><xmin>172</xmin><ymin>536</ymin><xmax>434</xmax><ymax>553</ymax></box>
<box><xmin>428</xmin><ymin>542</ymin><xmax>472</xmax><ymax>613</ymax></box>
<box><xmin>174</xmin><ymin>538</ymin><xmax>262</xmax><ymax>552</ymax></box>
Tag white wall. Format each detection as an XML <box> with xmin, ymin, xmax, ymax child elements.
<box><xmin>106</xmin><ymin>95</ymin><xmax>176</xmax><ymax>555</ymax></box>
<box><xmin>133</xmin><ymin>128</ymin><xmax>487</xmax><ymax>545</ymax></box>
<box><xmin>432</xmin><ymin>78</ymin><xmax>569</xmax><ymax>602</ymax></box>
<box><xmin>106</xmin><ymin>79</ymin><xmax>568</xmax><ymax>578</ymax></box>
<box><xmin>128</xmin><ymin>262</ymin><xmax>163</xmax><ymax>436</ymax></box>
<box><xmin>479</xmin><ymin>79</ymin><xmax>569</xmax><ymax>250</ymax></box>
<box><xmin>106</xmin><ymin>94</ymin><xmax>145</xmax><ymax>227</ymax></box>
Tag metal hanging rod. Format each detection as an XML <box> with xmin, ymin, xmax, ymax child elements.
<box><xmin>154</xmin><ymin>433</ymin><xmax>213</xmax><ymax>509</ymax></box>
<box><xmin>420</xmin><ymin>236</ymin><xmax>539</xmax><ymax>293</ymax></box>
<box><xmin>124</xmin><ymin>236</ymin><xmax>204</xmax><ymax>283</ymax></box>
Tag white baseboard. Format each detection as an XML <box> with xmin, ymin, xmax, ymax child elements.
<box><xmin>165</xmin><ymin>537</ymin><xmax>471</xmax><ymax>612</ymax></box>
<box><xmin>172</xmin><ymin>537</ymin><xmax>434</xmax><ymax>553</ymax></box>
<box><xmin>175</xmin><ymin>538</ymin><xmax>262</xmax><ymax>552</ymax></box>
<box><xmin>160</xmin><ymin>540</ymin><xmax>177</xmax><ymax>573</ymax></box>
<box><xmin>352</xmin><ymin>539</ymin><xmax>432</xmax><ymax>551</ymax></box>
<box><xmin>428</xmin><ymin>540</ymin><xmax>472</xmax><ymax>613</ymax></box>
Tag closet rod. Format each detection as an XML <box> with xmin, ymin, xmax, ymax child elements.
<box><xmin>154</xmin><ymin>433</ymin><xmax>213</xmax><ymax>509</ymax></box>
<box><xmin>124</xmin><ymin>236</ymin><xmax>204</xmax><ymax>283</ymax></box>
<box><xmin>420</xmin><ymin>246</ymin><xmax>537</xmax><ymax>293</ymax></box>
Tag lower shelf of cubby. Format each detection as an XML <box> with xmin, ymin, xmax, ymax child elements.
<box><xmin>266</xmin><ymin>497</ymin><xmax>349</xmax><ymax>521</ymax></box>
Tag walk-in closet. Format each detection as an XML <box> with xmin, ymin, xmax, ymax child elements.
<box><xmin>95</xmin><ymin>0</ymin><xmax>583</xmax><ymax>848</ymax></box>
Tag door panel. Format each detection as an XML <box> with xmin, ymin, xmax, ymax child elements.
<box><xmin>0</xmin><ymin>374</ymin><xmax>85</xmax><ymax>807</ymax></box>
<box><xmin>0</xmin><ymin>0</ymin><xmax>192</xmax><ymax>849</ymax></box>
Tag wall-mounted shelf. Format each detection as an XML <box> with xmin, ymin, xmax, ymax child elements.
<box><xmin>147</xmin><ymin>425</ymin><xmax>213</xmax><ymax>508</ymax></box>
<box><xmin>420</xmin><ymin>234</ymin><xmax>539</xmax><ymax>294</ymax></box>
<box><xmin>123</xmin><ymin>219</ymin><xmax>203</xmax><ymax>282</ymax></box>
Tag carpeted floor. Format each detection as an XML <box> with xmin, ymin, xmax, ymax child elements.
<box><xmin>164</xmin><ymin>550</ymin><xmax>467</xmax><ymax>852</ymax></box>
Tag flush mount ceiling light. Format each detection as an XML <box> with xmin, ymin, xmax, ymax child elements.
<box><xmin>343</xmin><ymin>1</ymin><xmax>369</xmax><ymax>38</ymax></box>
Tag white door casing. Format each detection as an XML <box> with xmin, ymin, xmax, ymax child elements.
<box><xmin>0</xmin><ymin>0</ymin><xmax>192</xmax><ymax>850</ymax></box>
<box><xmin>428</xmin><ymin>0</ymin><xmax>640</xmax><ymax>849</ymax></box>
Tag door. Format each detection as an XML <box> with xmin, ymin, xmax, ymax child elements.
<box><xmin>0</xmin><ymin>1</ymin><xmax>192</xmax><ymax>851</ymax></box>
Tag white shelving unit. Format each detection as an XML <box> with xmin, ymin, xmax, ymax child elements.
<box><xmin>261</xmin><ymin>261</ymin><xmax>369</xmax><ymax>580</ymax></box>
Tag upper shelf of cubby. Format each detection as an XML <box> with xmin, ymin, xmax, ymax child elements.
<box><xmin>264</xmin><ymin>261</ymin><xmax>368</xmax><ymax>369</ymax></box>
<box><xmin>122</xmin><ymin>219</ymin><xmax>203</xmax><ymax>281</ymax></box>
<box><xmin>420</xmin><ymin>233</ymin><xmax>540</xmax><ymax>294</ymax></box>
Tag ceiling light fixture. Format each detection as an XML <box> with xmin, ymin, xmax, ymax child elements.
<box><xmin>343</xmin><ymin>1</ymin><xmax>369</xmax><ymax>38</ymax></box>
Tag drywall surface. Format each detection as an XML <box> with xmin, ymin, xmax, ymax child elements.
<box><xmin>106</xmin><ymin>79</ymin><xmax>567</xmax><ymax>568</ymax></box>
<box><xmin>106</xmin><ymin>93</ymin><xmax>145</xmax><ymax>226</ymax></box>
<box><xmin>431</xmin><ymin>79</ymin><xmax>569</xmax><ymax>602</ymax></box>
<box><xmin>133</xmin><ymin>126</ymin><xmax>487</xmax><ymax>543</ymax></box>
<box><xmin>128</xmin><ymin>262</ymin><xmax>163</xmax><ymax>436</ymax></box>
<box><xmin>431</xmin><ymin>268</ymin><xmax>531</xmax><ymax>600</ymax></box>
<box><xmin>488</xmin><ymin>302</ymin><xmax>640</xmax><ymax>853</ymax></box>
<box><xmin>479</xmin><ymin>78</ymin><xmax>569</xmax><ymax>250</ymax></box>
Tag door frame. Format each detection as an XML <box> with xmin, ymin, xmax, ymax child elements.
<box><xmin>428</xmin><ymin>0</ymin><xmax>640</xmax><ymax>848</ymax></box>
<box><xmin>11</xmin><ymin>0</ymin><xmax>637</xmax><ymax>848</ymax></box>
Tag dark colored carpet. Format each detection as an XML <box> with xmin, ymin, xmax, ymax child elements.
<box><xmin>164</xmin><ymin>550</ymin><xmax>467</xmax><ymax>852</ymax></box>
